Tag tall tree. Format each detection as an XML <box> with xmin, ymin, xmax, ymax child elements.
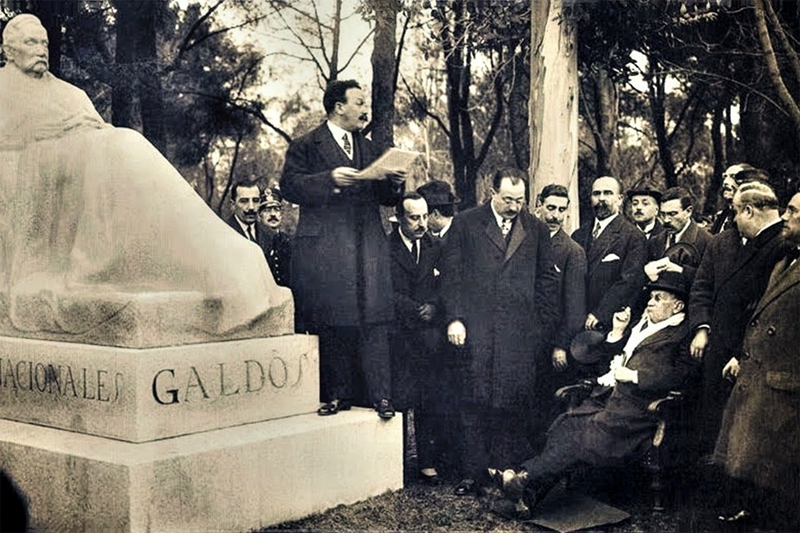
<box><xmin>529</xmin><ymin>0</ymin><xmax>579</xmax><ymax>230</ymax></box>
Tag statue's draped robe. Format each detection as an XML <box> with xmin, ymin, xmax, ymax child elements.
<box><xmin>0</xmin><ymin>66</ymin><xmax>291</xmax><ymax>341</ymax></box>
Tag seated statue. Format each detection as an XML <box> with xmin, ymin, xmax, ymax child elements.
<box><xmin>0</xmin><ymin>14</ymin><xmax>292</xmax><ymax>347</ymax></box>
<box><xmin>487</xmin><ymin>271</ymin><xmax>698</xmax><ymax>519</ymax></box>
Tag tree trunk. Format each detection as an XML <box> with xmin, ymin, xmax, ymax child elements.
<box><xmin>529</xmin><ymin>0</ymin><xmax>579</xmax><ymax>232</ymax></box>
<box><xmin>508</xmin><ymin>51</ymin><xmax>530</xmax><ymax>171</ymax></box>
<box><xmin>753</xmin><ymin>0</ymin><xmax>800</xmax><ymax>156</ymax></box>
<box><xmin>591</xmin><ymin>67</ymin><xmax>619</xmax><ymax>177</ymax></box>
<box><xmin>370</xmin><ymin>1</ymin><xmax>398</xmax><ymax>153</ymax></box>
<box><xmin>329</xmin><ymin>0</ymin><xmax>342</xmax><ymax>82</ymax></box>
<box><xmin>705</xmin><ymin>102</ymin><xmax>727</xmax><ymax>217</ymax></box>
<box><xmin>112</xmin><ymin>0</ymin><xmax>166</xmax><ymax>153</ymax></box>
<box><xmin>443</xmin><ymin>0</ymin><xmax>476</xmax><ymax>207</ymax></box>
<box><xmin>648</xmin><ymin>63</ymin><xmax>676</xmax><ymax>188</ymax></box>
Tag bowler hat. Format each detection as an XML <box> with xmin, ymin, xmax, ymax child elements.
<box><xmin>647</xmin><ymin>270</ymin><xmax>689</xmax><ymax>301</ymax></box>
<box><xmin>260</xmin><ymin>187</ymin><xmax>283</xmax><ymax>209</ymax></box>
<box><xmin>417</xmin><ymin>180</ymin><xmax>460</xmax><ymax>208</ymax></box>
<box><xmin>570</xmin><ymin>330</ymin><xmax>608</xmax><ymax>365</ymax></box>
<box><xmin>626</xmin><ymin>186</ymin><xmax>662</xmax><ymax>203</ymax></box>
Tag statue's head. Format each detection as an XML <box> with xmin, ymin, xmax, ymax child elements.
<box><xmin>3</xmin><ymin>14</ymin><xmax>49</xmax><ymax>78</ymax></box>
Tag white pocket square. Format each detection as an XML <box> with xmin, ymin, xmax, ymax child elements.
<box><xmin>433</xmin><ymin>268</ymin><xmax>440</xmax><ymax>277</ymax></box>
<box><xmin>601</xmin><ymin>253</ymin><xmax>621</xmax><ymax>263</ymax></box>
<box><xmin>554</xmin><ymin>264</ymin><xmax>562</xmax><ymax>273</ymax></box>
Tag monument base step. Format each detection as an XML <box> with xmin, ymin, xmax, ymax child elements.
<box><xmin>0</xmin><ymin>409</ymin><xmax>403</xmax><ymax>533</ymax></box>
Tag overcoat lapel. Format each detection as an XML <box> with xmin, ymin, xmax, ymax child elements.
<box><xmin>753</xmin><ymin>258</ymin><xmax>800</xmax><ymax>316</ymax></box>
<box><xmin>481</xmin><ymin>206</ymin><xmax>507</xmax><ymax>254</ymax></box>
<box><xmin>505</xmin><ymin>216</ymin><xmax>527</xmax><ymax>262</ymax></box>
<box><xmin>624</xmin><ymin>324</ymin><xmax>681</xmax><ymax>367</ymax></box>
<box><xmin>719</xmin><ymin>224</ymin><xmax>781</xmax><ymax>286</ymax></box>
<box><xmin>391</xmin><ymin>231</ymin><xmax>417</xmax><ymax>274</ymax></box>
<box><xmin>312</xmin><ymin>126</ymin><xmax>354</xmax><ymax>171</ymax></box>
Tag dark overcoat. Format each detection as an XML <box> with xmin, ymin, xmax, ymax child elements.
<box><xmin>714</xmin><ymin>256</ymin><xmax>800</xmax><ymax>493</ymax></box>
<box><xmin>559</xmin><ymin>318</ymin><xmax>696</xmax><ymax>463</ymax></box>
<box><xmin>227</xmin><ymin>215</ymin><xmax>292</xmax><ymax>287</ymax></box>
<box><xmin>572</xmin><ymin>215</ymin><xmax>647</xmax><ymax>328</ymax></box>
<box><xmin>280</xmin><ymin>123</ymin><xmax>401</xmax><ymax>332</ymax></box>
<box><xmin>689</xmin><ymin>223</ymin><xmax>789</xmax><ymax>369</ymax></box>
<box><xmin>440</xmin><ymin>203</ymin><xmax>559</xmax><ymax>409</ymax></box>
<box><xmin>550</xmin><ymin>228</ymin><xmax>587</xmax><ymax>351</ymax></box>
<box><xmin>389</xmin><ymin>230</ymin><xmax>443</xmax><ymax>409</ymax></box>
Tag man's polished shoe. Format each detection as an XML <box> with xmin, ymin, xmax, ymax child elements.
<box><xmin>375</xmin><ymin>398</ymin><xmax>395</xmax><ymax>419</ymax></box>
<box><xmin>317</xmin><ymin>399</ymin><xmax>352</xmax><ymax>416</ymax></box>
<box><xmin>454</xmin><ymin>478</ymin><xmax>477</xmax><ymax>496</ymax></box>
<box><xmin>420</xmin><ymin>468</ymin><xmax>439</xmax><ymax>484</ymax></box>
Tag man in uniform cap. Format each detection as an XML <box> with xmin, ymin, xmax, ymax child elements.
<box><xmin>258</xmin><ymin>186</ymin><xmax>292</xmax><ymax>287</ymax></box>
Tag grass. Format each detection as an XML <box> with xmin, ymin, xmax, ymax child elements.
<box><xmin>261</xmin><ymin>466</ymin><xmax>727</xmax><ymax>533</ymax></box>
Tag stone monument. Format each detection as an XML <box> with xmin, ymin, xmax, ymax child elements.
<box><xmin>0</xmin><ymin>14</ymin><xmax>401</xmax><ymax>532</ymax></box>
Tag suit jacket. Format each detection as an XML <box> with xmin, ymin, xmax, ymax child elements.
<box><xmin>640</xmin><ymin>217</ymin><xmax>665</xmax><ymax>241</ymax></box>
<box><xmin>226</xmin><ymin>215</ymin><xmax>291</xmax><ymax>287</ymax></box>
<box><xmin>551</xmin><ymin>228</ymin><xmax>587</xmax><ymax>350</ymax></box>
<box><xmin>389</xmin><ymin>230</ymin><xmax>442</xmax><ymax>329</ymax></box>
<box><xmin>572</xmin><ymin>215</ymin><xmax>647</xmax><ymax>328</ymax></box>
<box><xmin>714</xmin><ymin>255</ymin><xmax>800</xmax><ymax>492</ymax></box>
<box><xmin>558</xmin><ymin>317</ymin><xmax>696</xmax><ymax>463</ymax></box>
<box><xmin>440</xmin><ymin>203</ymin><xmax>559</xmax><ymax>408</ymax></box>
<box><xmin>689</xmin><ymin>223</ymin><xmax>790</xmax><ymax>366</ymax></box>
<box><xmin>647</xmin><ymin>220</ymin><xmax>712</xmax><ymax>282</ymax></box>
<box><xmin>389</xmin><ymin>229</ymin><xmax>443</xmax><ymax>408</ymax></box>
<box><xmin>280</xmin><ymin>123</ymin><xmax>402</xmax><ymax>331</ymax></box>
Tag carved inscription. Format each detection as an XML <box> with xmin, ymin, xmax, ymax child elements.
<box><xmin>151</xmin><ymin>351</ymin><xmax>309</xmax><ymax>405</ymax></box>
<box><xmin>0</xmin><ymin>358</ymin><xmax>123</xmax><ymax>402</ymax></box>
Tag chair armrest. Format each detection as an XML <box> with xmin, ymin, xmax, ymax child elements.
<box><xmin>555</xmin><ymin>379</ymin><xmax>596</xmax><ymax>408</ymax></box>
<box><xmin>647</xmin><ymin>391</ymin><xmax>685</xmax><ymax>448</ymax></box>
<box><xmin>647</xmin><ymin>390</ymin><xmax>684</xmax><ymax>415</ymax></box>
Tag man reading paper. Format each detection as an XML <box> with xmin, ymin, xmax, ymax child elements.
<box><xmin>280</xmin><ymin>79</ymin><xmax>406</xmax><ymax>419</ymax></box>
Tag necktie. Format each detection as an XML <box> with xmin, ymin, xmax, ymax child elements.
<box><xmin>411</xmin><ymin>239</ymin><xmax>419</xmax><ymax>264</ymax></box>
<box><xmin>666</xmin><ymin>232</ymin><xmax>675</xmax><ymax>250</ymax></box>
<box><xmin>501</xmin><ymin>218</ymin><xmax>512</xmax><ymax>237</ymax></box>
<box><xmin>592</xmin><ymin>221</ymin><xmax>601</xmax><ymax>240</ymax></box>
<box><xmin>342</xmin><ymin>133</ymin><xmax>352</xmax><ymax>158</ymax></box>
<box><xmin>247</xmin><ymin>224</ymin><xmax>256</xmax><ymax>242</ymax></box>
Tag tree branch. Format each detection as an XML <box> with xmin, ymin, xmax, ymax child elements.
<box><xmin>401</xmin><ymin>74</ymin><xmax>451</xmax><ymax>137</ymax></box>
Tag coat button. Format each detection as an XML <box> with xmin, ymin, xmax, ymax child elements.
<box><xmin>767</xmin><ymin>326</ymin><xmax>776</xmax><ymax>336</ymax></box>
<box><xmin>750</xmin><ymin>319</ymin><xmax>758</xmax><ymax>327</ymax></box>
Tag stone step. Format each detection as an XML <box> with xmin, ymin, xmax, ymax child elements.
<box><xmin>0</xmin><ymin>409</ymin><xmax>403</xmax><ymax>533</ymax></box>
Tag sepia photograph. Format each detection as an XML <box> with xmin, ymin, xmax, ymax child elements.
<box><xmin>0</xmin><ymin>0</ymin><xmax>798</xmax><ymax>532</ymax></box>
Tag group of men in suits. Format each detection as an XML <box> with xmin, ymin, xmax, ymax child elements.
<box><xmin>487</xmin><ymin>173</ymin><xmax>798</xmax><ymax>530</ymax></box>
<box><xmin>263</xmin><ymin>76</ymin><xmax>797</xmax><ymax>527</ymax></box>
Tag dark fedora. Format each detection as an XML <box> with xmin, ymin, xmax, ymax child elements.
<box><xmin>665</xmin><ymin>241</ymin><xmax>701</xmax><ymax>270</ymax></box>
<box><xmin>647</xmin><ymin>270</ymin><xmax>690</xmax><ymax>301</ymax></box>
<box><xmin>417</xmin><ymin>180</ymin><xmax>460</xmax><ymax>208</ymax></box>
<box><xmin>570</xmin><ymin>330</ymin><xmax>608</xmax><ymax>365</ymax></box>
<box><xmin>626</xmin><ymin>185</ymin><xmax>662</xmax><ymax>203</ymax></box>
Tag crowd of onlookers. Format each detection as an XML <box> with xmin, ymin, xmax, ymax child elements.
<box><xmin>226</xmin><ymin>79</ymin><xmax>799</xmax><ymax>530</ymax></box>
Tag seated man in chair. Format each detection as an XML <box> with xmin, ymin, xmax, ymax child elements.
<box><xmin>488</xmin><ymin>271</ymin><xmax>697</xmax><ymax>518</ymax></box>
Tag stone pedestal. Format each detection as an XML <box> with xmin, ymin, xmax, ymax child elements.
<box><xmin>0</xmin><ymin>335</ymin><xmax>403</xmax><ymax>532</ymax></box>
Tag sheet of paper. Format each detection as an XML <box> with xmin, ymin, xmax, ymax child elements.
<box><xmin>356</xmin><ymin>148</ymin><xmax>421</xmax><ymax>180</ymax></box>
